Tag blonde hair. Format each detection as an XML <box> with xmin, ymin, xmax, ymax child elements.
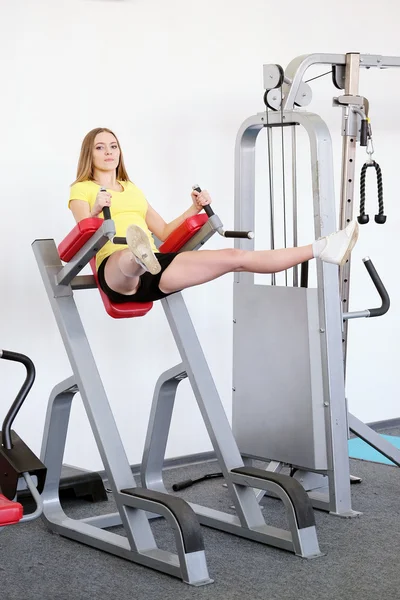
<box><xmin>72</xmin><ymin>127</ymin><xmax>130</xmax><ymax>184</ymax></box>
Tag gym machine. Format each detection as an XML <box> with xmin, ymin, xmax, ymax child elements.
<box><xmin>32</xmin><ymin>199</ymin><xmax>321</xmax><ymax>585</ymax></box>
<box><xmin>0</xmin><ymin>351</ymin><xmax>46</xmax><ymax>528</ymax></box>
<box><xmin>33</xmin><ymin>218</ymin><xmax>214</xmax><ymax>586</ymax></box>
<box><xmin>0</xmin><ymin>352</ymin><xmax>107</xmax><ymax>536</ymax></box>
<box><xmin>230</xmin><ymin>52</ymin><xmax>400</xmax><ymax>516</ymax></box>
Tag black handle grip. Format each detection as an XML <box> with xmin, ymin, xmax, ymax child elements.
<box><xmin>223</xmin><ymin>230</ymin><xmax>253</xmax><ymax>239</ymax></box>
<box><xmin>172</xmin><ymin>479</ymin><xmax>194</xmax><ymax>491</ymax></box>
<box><xmin>1</xmin><ymin>351</ymin><xmax>36</xmax><ymax>451</ymax></box>
<box><xmin>300</xmin><ymin>261</ymin><xmax>309</xmax><ymax>288</ymax></box>
<box><xmin>99</xmin><ymin>187</ymin><xmax>111</xmax><ymax>220</ymax></box>
<box><xmin>360</xmin><ymin>119</ymin><xmax>368</xmax><ymax>147</ymax></box>
<box><xmin>192</xmin><ymin>185</ymin><xmax>215</xmax><ymax>217</ymax></box>
<box><xmin>363</xmin><ymin>258</ymin><xmax>390</xmax><ymax>317</ymax></box>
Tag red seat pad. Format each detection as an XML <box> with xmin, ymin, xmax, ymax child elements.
<box><xmin>89</xmin><ymin>259</ymin><xmax>153</xmax><ymax>319</ymax></box>
<box><xmin>0</xmin><ymin>494</ymin><xmax>23</xmax><ymax>526</ymax></box>
<box><xmin>159</xmin><ymin>214</ymin><xmax>208</xmax><ymax>253</ymax></box>
<box><xmin>58</xmin><ymin>218</ymin><xmax>103</xmax><ymax>262</ymax></box>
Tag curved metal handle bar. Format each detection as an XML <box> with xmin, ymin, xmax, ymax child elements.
<box><xmin>363</xmin><ymin>257</ymin><xmax>390</xmax><ymax>317</ymax></box>
<box><xmin>343</xmin><ymin>257</ymin><xmax>390</xmax><ymax>321</ymax></box>
<box><xmin>193</xmin><ymin>186</ymin><xmax>254</xmax><ymax>239</ymax></box>
<box><xmin>0</xmin><ymin>351</ymin><xmax>36</xmax><ymax>450</ymax></box>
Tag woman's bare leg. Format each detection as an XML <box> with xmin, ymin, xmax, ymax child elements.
<box><xmin>159</xmin><ymin>218</ymin><xmax>359</xmax><ymax>294</ymax></box>
<box><xmin>159</xmin><ymin>246</ymin><xmax>313</xmax><ymax>294</ymax></box>
<box><xmin>102</xmin><ymin>220</ymin><xmax>358</xmax><ymax>296</ymax></box>
<box><xmin>103</xmin><ymin>249</ymin><xmax>145</xmax><ymax>295</ymax></box>
<box><xmin>102</xmin><ymin>245</ymin><xmax>313</xmax><ymax>296</ymax></box>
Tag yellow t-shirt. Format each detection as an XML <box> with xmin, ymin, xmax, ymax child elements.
<box><xmin>68</xmin><ymin>180</ymin><xmax>157</xmax><ymax>269</ymax></box>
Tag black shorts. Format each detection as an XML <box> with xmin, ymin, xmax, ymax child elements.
<box><xmin>97</xmin><ymin>252</ymin><xmax>179</xmax><ymax>303</ymax></box>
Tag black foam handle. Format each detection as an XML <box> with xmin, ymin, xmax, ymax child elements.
<box><xmin>300</xmin><ymin>261</ymin><xmax>309</xmax><ymax>288</ymax></box>
<box><xmin>363</xmin><ymin>258</ymin><xmax>390</xmax><ymax>317</ymax></box>
<box><xmin>192</xmin><ymin>185</ymin><xmax>215</xmax><ymax>217</ymax></box>
<box><xmin>1</xmin><ymin>351</ymin><xmax>36</xmax><ymax>451</ymax></box>
<box><xmin>223</xmin><ymin>230</ymin><xmax>252</xmax><ymax>239</ymax></box>
<box><xmin>203</xmin><ymin>204</ymin><xmax>214</xmax><ymax>217</ymax></box>
<box><xmin>360</xmin><ymin>120</ymin><xmax>368</xmax><ymax>147</ymax></box>
<box><xmin>99</xmin><ymin>187</ymin><xmax>111</xmax><ymax>220</ymax></box>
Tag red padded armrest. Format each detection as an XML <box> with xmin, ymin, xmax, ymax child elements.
<box><xmin>0</xmin><ymin>494</ymin><xmax>23</xmax><ymax>526</ymax></box>
<box><xmin>58</xmin><ymin>213</ymin><xmax>209</xmax><ymax>319</ymax></box>
<box><xmin>58</xmin><ymin>218</ymin><xmax>103</xmax><ymax>262</ymax></box>
<box><xmin>59</xmin><ymin>213</ymin><xmax>208</xmax><ymax>262</ymax></box>
<box><xmin>89</xmin><ymin>259</ymin><xmax>152</xmax><ymax>319</ymax></box>
<box><xmin>159</xmin><ymin>214</ymin><xmax>208</xmax><ymax>253</ymax></box>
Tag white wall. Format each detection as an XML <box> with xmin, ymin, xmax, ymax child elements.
<box><xmin>1</xmin><ymin>0</ymin><xmax>399</xmax><ymax>471</ymax></box>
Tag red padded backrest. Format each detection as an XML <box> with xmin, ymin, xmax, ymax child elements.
<box><xmin>58</xmin><ymin>218</ymin><xmax>103</xmax><ymax>262</ymax></box>
<box><xmin>159</xmin><ymin>213</ymin><xmax>208</xmax><ymax>253</ymax></box>
<box><xmin>89</xmin><ymin>258</ymin><xmax>152</xmax><ymax>318</ymax></box>
<box><xmin>0</xmin><ymin>494</ymin><xmax>23</xmax><ymax>526</ymax></box>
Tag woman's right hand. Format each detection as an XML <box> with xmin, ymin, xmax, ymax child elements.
<box><xmin>91</xmin><ymin>189</ymin><xmax>112</xmax><ymax>217</ymax></box>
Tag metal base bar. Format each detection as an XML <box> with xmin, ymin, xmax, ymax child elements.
<box><xmin>48</xmin><ymin>515</ymin><xmax>211</xmax><ymax>585</ymax></box>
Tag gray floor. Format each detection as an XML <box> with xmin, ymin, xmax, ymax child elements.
<box><xmin>1</xmin><ymin>426</ymin><xmax>400</xmax><ymax>600</ymax></box>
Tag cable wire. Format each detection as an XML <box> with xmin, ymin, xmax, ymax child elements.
<box><xmin>305</xmin><ymin>70</ymin><xmax>332</xmax><ymax>84</ymax></box>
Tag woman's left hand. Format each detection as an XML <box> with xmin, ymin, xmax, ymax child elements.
<box><xmin>191</xmin><ymin>188</ymin><xmax>212</xmax><ymax>212</ymax></box>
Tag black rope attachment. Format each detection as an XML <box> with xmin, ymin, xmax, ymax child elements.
<box><xmin>358</xmin><ymin>160</ymin><xmax>386</xmax><ymax>225</ymax></box>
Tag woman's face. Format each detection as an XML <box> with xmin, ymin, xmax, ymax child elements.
<box><xmin>92</xmin><ymin>131</ymin><xmax>121</xmax><ymax>172</ymax></box>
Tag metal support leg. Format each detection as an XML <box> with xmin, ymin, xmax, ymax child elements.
<box><xmin>40</xmin><ymin>376</ymin><xmax>77</xmax><ymax>518</ymax></box>
<box><xmin>32</xmin><ymin>239</ymin><xmax>212</xmax><ymax>586</ymax></box>
<box><xmin>142</xmin><ymin>364</ymin><xmax>187</xmax><ymax>493</ymax></box>
<box><xmin>141</xmin><ymin>293</ymin><xmax>322</xmax><ymax>558</ymax></box>
<box><xmin>349</xmin><ymin>413</ymin><xmax>400</xmax><ymax>466</ymax></box>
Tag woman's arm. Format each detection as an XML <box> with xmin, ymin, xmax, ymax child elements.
<box><xmin>146</xmin><ymin>189</ymin><xmax>212</xmax><ymax>241</ymax></box>
<box><xmin>145</xmin><ymin>203</ymin><xmax>199</xmax><ymax>241</ymax></box>
<box><xmin>69</xmin><ymin>200</ymin><xmax>91</xmax><ymax>223</ymax></box>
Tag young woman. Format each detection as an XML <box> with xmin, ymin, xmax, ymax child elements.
<box><xmin>69</xmin><ymin>127</ymin><xmax>359</xmax><ymax>304</ymax></box>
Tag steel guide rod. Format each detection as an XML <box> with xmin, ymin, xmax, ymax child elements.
<box><xmin>292</xmin><ymin>125</ymin><xmax>299</xmax><ymax>287</ymax></box>
<box><xmin>339</xmin><ymin>52</ymin><xmax>360</xmax><ymax>373</ymax></box>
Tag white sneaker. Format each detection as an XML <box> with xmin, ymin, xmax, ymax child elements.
<box><xmin>319</xmin><ymin>220</ymin><xmax>359</xmax><ymax>266</ymax></box>
<box><xmin>126</xmin><ymin>225</ymin><xmax>161</xmax><ymax>275</ymax></box>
